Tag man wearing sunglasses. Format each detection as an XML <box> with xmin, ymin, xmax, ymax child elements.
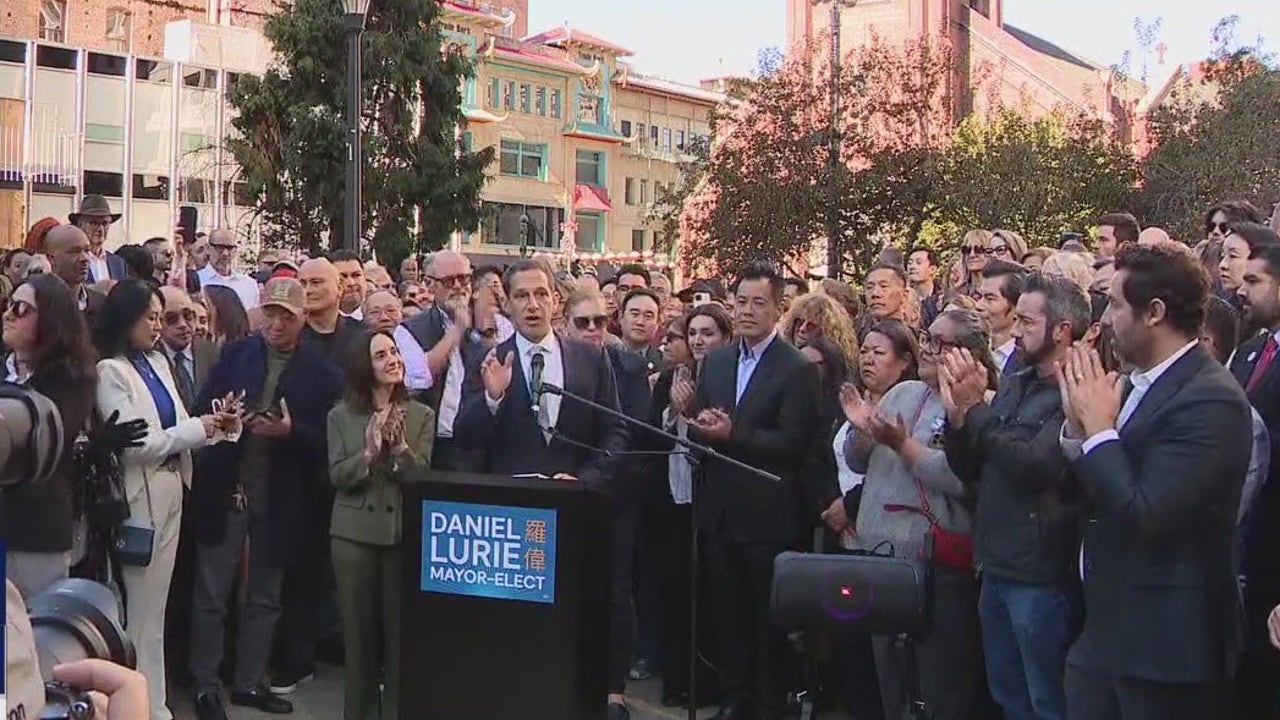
<box><xmin>158</xmin><ymin>286</ymin><xmax>219</xmax><ymax>413</ymax></box>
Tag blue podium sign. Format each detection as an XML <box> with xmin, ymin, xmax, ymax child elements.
<box><xmin>420</xmin><ymin>500</ymin><xmax>557</xmax><ymax>604</ymax></box>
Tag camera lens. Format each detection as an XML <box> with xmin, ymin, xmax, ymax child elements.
<box><xmin>28</xmin><ymin>579</ymin><xmax>137</xmax><ymax>677</ymax></box>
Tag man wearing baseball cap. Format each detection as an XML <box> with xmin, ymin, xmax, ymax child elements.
<box><xmin>186</xmin><ymin>275</ymin><xmax>343</xmax><ymax>720</ymax></box>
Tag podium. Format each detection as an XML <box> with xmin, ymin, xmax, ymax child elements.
<box><xmin>400</xmin><ymin>471</ymin><xmax>613</xmax><ymax>720</ymax></box>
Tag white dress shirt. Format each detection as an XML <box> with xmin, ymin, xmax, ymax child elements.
<box><xmin>736</xmin><ymin>331</ymin><xmax>777</xmax><ymax>404</ymax></box>
<box><xmin>993</xmin><ymin>338</ymin><xmax>1017</xmax><ymax>373</ymax></box>
<box><xmin>488</xmin><ymin>333</ymin><xmax>563</xmax><ymax>432</ymax></box>
<box><xmin>342</xmin><ymin>307</ymin><xmax>364</xmax><ymax>322</ymax></box>
<box><xmin>395</xmin><ymin>325</ymin><xmax>434</xmax><ymax>392</ymax></box>
<box><xmin>88</xmin><ymin>252</ymin><xmax>110</xmax><ymax>284</ymax></box>
<box><xmin>436</xmin><ymin>316</ymin><xmax>465</xmax><ymax>438</ymax></box>
<box><xmin>198</xmin><ymin>264</ymin><xmax>260</xmax><ymax>311</ymax></box>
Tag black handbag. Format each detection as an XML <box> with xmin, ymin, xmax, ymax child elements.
<box><xmin>113</xmin><ymin>474</ymin><xmax>155</xmax><ymax>567</ymax></box>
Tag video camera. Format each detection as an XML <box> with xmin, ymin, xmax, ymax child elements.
<box><xmin>0</xmin><ymin>384</ymin><xmax>139</xmax><ymax>719</ymax></box>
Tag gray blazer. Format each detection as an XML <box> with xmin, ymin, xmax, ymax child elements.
<box><xmin>328</xmin><ymin>399</ymin><xmax>435</xmax><ymax>546</ymax></box>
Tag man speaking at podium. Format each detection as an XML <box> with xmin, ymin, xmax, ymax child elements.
<box><xmin>455</xmin><ymin>257</ymin><xmax>627</xmax><ymax>485</ymax></box>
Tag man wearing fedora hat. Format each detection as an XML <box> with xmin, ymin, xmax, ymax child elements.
<box><xmin>69</xmin><ymin>194</ymin><xmax>128</xmax><ymax>283</ymax></box>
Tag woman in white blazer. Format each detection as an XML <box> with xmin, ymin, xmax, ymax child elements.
<box><xmin>92</xmin><ymin>279</ymin><xmax>239</xmax><ymax>720</ymax></box>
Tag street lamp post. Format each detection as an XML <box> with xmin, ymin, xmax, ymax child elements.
<box><xmin>342</xmin><ymin>0</ymin><xmax>370</xmax><ymax>252</ymax></box>
<box><xmin>813</xmin><ymin>0</ymin><xmax>857</xmax><ymax>279</ymax></box>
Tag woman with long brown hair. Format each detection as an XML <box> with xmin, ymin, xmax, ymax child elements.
<box><xmin>328</xmin><ymin>328</ymin><xmax>434</xmax><ymax>720</ymax></box>
<box><xmin>650</xmin><ymin>302</ymin><xmax>733</xmax><ymax>709</ymax></box>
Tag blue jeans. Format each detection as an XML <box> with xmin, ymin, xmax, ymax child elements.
<box><xmin>979</xmin><ymin>575</ymin><xmax>1081</xmax><ymax>720</ymax></box>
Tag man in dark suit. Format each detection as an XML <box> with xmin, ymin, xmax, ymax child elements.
<box><xmin>686</xmin><ymin>262</ymin><xmax>822</xmax><ymax>720</ymax></box>
<box><xmin>399</xmin><ymin>250</ymin><xmax>489</xmax><ymax>470</ymax></box>
<box><xmin>455</xmin><ymin>257</ymin><xmax>627</xmax><ymax>491</ymax></box>
<box><xmin>1058</xmin><ymin>243</ymin><xmax>1251</xmax><ymax>720</ymax></box>
<box><xmin>158</xmin><ymin>286</ymin><xmax>219</xmax><ymax>410</ymax></box>
<box><xmin>1225</xmin><ymin>225</ymin><xmax>1280</xmax><ymax>718</ymax></box>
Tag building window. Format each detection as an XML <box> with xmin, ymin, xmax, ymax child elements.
<box><xmin>105</xmin><ymin>9</ymin><xmax>131</xmax><ymax>52</ymax></box>
<box><xmin>535</xmin><ymin>87</ymin><xmax>546</xmax><ymax>116</ymax></box>
<box><xmin>577</xmin><ymin>213</ymin><xmax>603</xmax><ymax>252</ymax></box>
<box><xmin>636</xmin><ymin>123</ymin><xmax>646</xmax><ymax>145</ymax></box>
<box><xmin>499</xmin><ymin>139</ymin><xmax>546</xmax><ymax>180</ymax></box>
<box><xmin>631</xmin><ymin>229</ymin><xmax>646</xmax><ymax>252</ymax></box>
<box><xmin>519</xmin><ymin>83</ymin><xmax>531</xmax><ymax>114</ymax></box>
<box><xmin>640</xmin><ymin>179</ymin><xmax>649</xmax><ymax>205</ymax></box>
<box><xmin>39</xmin><ymin>0</ymin><xmax>67</xmax><ymax>43</ymax></box>
<box><xmin>662</xmin><ymin>128</ymin><xmax>672</xmax><ymax>151</ymax></box>
<box><xmin>676</xmin><ymin>130</ymin><xmax>686</xmax><ymax>151</ymax></box>
<box><xmin>487</xmin><ymin>78</ymin><xmax>500</xmax><ymax>108</ymax></box>
<box><xmin>575</xmin><ymin>149</ymin><xmax>603</xmax><ymax>187</ymax></box>
<box><xmin>549</xmin><ymin>89</ymin><xmax>562</xmax><ymax>119</ymax></box>
<box><xmin>503</xmin><ymin>81</ymin><xmax>516</xmax><ymax>111</ymax></box>
<box><xmin>481</xmin><ymin>201</ymin><xmax>563</xmax><ymax>247</ymax></box>
<box><xmin>620</xmin><ymin>120</ymin><xmax>632</xmax><ymax>138</ymax></box>
<box><xmin>650</xmin><ymin>125</ymin><xmax>659</xmax><ymax>147</ymax></box>
<box><xmin>624</xmin><ymin>177</ymin><xmax>637</xmax><ymax>205</ymax></box>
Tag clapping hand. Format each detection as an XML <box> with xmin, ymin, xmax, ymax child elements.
<box><xmin>690</xmin><ymin>407</ymin><xmax>732</xmax><ymax>442</ymax></box>
<box><xmin>939</xmin><ymin>348</ymin><xmax>988</xmax><ymax>426</ymax></box>
<box><xmin>867</xmin><ymin>411</ymin><xmax>909</xmax><ymax>451</ymax></box>
<box><xmin>839</xmin><ymin>383</ymin><xmax>875</xmax><ymax>433</ymax></box>
<box><xmin>669</xmin><ymin>369</ymin><xmax>695</xmax><ymax>417</ymax></box>
<box><xmin>364</xmin><ymin>406</ymin><xmax>391</xmax><ymax>458</ymax></box>
<box><xmin>1056</xmin><ymin>344</ymin><xmax>1122</xmax><ymax>437</ymax></box>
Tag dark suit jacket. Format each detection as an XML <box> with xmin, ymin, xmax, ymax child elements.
<box><xmin>1228</xmin><ymin>330</ymin><xmax>1280</xmax><ymax>626</ymax></box>
<box><xmin>454</xmin><ymin>334</ymin><xmax>627</xmax><ymax>494</ymax></box>
<box><xmin>164</xmin><ymin>338</ymin><xmax>220</xmax><ymax>412</ymax></box>
<box><xmin>606</xmin><ymin>345</ymin><xmax>656</xmax><ymax>504</ymax></box>
<box><xmin>189</xmin><ymin>335</ymin><xmax>342</xmax><ymax>566</ymax></box>
<box><xmin>1072</xmin><ymin>345</ymin><xmax>1250</xmax><ymax>683</ymax></box>
<box><xmin>83</xmin><ymin>287</ymin><xmax>106</xmax><ymax>330</ymax></box>
<box><xmin>691</xmin><ymin>336</ymin><xmax>822</xmax><ymax>544</ymax></box>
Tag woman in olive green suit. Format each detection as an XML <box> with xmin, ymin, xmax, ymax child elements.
<box><xmin>328</xmin><ymin>329</ymin><xmax>435</xmax><ymax>720</ymax></box>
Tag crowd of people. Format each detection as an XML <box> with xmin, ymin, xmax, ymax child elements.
<box><xmin>4</xmin><ymin>192</ymin><xmax>1280</xmax><ymax>720</ymax></box>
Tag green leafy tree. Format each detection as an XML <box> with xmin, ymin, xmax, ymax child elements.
<box><xmin>228</xmin><ymin>0</ymin><xmax>493</xmax><ymax>260</ymax></box>
<box><xmin>680</xmin><ymin>36</ymin><xmax>957</xmax><ymax>280</ymax></box>
<box><xmin>1138</xmin><ymin>17</ymin><xmax>1280</xmax><ymax>239</ymax></box>
<box><xmin>939</xmin><ymin>109</ymin><xmax>1138</xmax><ymax>245</ymax></box>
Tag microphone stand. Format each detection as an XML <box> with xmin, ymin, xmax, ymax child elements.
<box><xmin>539</xmin><ymin>382</ymin><xmax>779</xmax><ymax>720</ymax></box>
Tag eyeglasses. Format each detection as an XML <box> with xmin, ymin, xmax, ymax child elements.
<box><xmin>5</xmin><ymin>299</ymin><xmax>35</xmax><ymax>319</ymax></box>
<box><xmin>572</xmin><ymin>315</ymin><xmax>608</xmax><ymax>330</ymax></box>
<box><xmin>918</xmin><ymin>330</ymin><xmax>959</xmax><ymax>354</ymax></box>
<box><xmin>961</xmin><ymin>245</ymin><xmax>989</xmax><ymax>256</ymax></box>
<box><xmin>1207</xmin><ymin>221</ymin><xmax>1231</xmax><ymax>234</ymax></box>
<box><xmin>989</xmin><ymin>244</ymin><xmax>1011</xmax><ymax>256</ymax></box>
<box><xmin>210</xmin><ymin>243</ymin><xmax>236</xmax><ymax>251</ymax></box>
<box><xmin>164</xmin><ymin>309</ymin><xmax>196</xmax><ymax>325</ymax></box>
<box><xmin>430</xmin><ymin>274</ymin><xmax>471</xmax><ymax>287</ymax></box>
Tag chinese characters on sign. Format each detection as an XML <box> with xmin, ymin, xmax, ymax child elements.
<box><xmin>420</xmin><ymin>501</ymin><xmax>558</xmax><ymax>604</ymax></box>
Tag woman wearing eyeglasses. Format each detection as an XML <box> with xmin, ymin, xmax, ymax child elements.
<box><xmin>834</xmin><ymin>308</ymin><xmax>998</xmax><ymax>720</ymax></box>
<box><xmin>987</xmin><ymin>229</ymin><xmax>1028</xmax><ymax>265</ymax></box>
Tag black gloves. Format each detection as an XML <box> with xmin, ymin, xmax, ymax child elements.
<box><xmin>91</xmin><ymin>410</ymin><xmax>148</xmax><ymax>457</ymax></box>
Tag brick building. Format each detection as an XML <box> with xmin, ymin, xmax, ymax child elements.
<box><xmin>786</xmin><ymin>0</ymin><xmax>1141</xmax><ymax>134</ymax></box>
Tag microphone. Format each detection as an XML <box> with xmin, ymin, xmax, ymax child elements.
<box><xmin>530</xmin><ymin>351</ymin><xmax>545</xmax><ymax>414</ymax></box>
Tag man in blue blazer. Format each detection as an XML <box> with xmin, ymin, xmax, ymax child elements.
<box><xmin>185</xmin><ymin>278</ymin><xmax>342</xmax><ymax>720</ymax></box>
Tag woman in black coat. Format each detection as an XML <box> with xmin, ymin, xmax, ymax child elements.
<box><xmin>0</xmin><ymin>274</ymin><xmax>100</xmax><ymax>596</ymax></box>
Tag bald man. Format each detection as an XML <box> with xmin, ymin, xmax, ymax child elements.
<box><xmin>297</xmin><ymin>258</ymin><xmax>361</xmax><ymax>365</ymax></box>
<box><xmin>43</xmin><ymin>225</ymin><xmax>106</xmax><ymax>321</ymax></box>
<box><xmin>1138</xmin><ymin>226</ymin><xmax>1172</xmax><ymax>246</ymax></box>
<box><xmin>399</xmin><ymin>250</ymin><xmax>487</xmax><ymax>470</ymax></box>
<box><xmin>198</xmin><ymin>228</ymin><xmax>259</xmax><ymax>311</ymax></box>
<box><xmin>158</xmin><ymin>287</ymin><xmax>220</xmax><ymax>411</ymax></box>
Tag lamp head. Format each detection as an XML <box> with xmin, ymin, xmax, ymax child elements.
<box><xmin>342</xmin><ymin>0</ymin><xmax>370</xmax><ymax>15</ymax></box>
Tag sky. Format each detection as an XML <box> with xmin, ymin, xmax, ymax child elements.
<box><xmin>526</xmin><ymin>0</ymin><xmax>1274</xmax><ymax>87</ymax></box>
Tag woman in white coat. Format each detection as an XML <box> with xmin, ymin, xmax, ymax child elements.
<box><xmin>92</xmin><ymin>278</ymin><xmax>239</xmax><ymax>720</ymax></box>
